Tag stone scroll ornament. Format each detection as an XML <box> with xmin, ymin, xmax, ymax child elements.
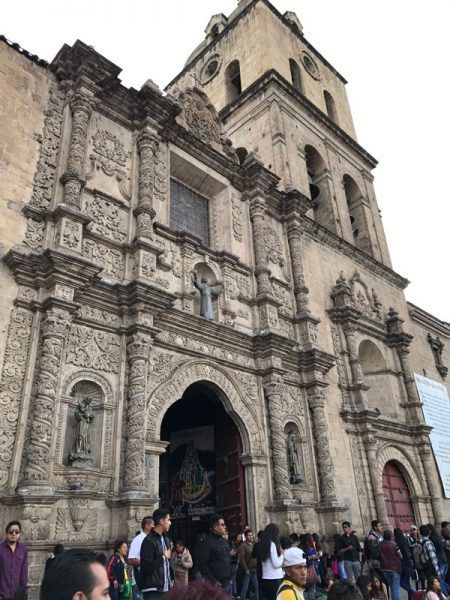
<box><xmin>69</xmin><ymin>397</ymin><xmax>94</xmax><ymax>467</ymax></box>
<box><xmin>192</xmin><ymin>272</ymin><xmax>222</xmax><ymax>321</ymax></box>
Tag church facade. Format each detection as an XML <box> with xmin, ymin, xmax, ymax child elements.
<box><xmin>0</xmin><ymin>0</ymin><xmax>449</xmax><ymax>596</ymax></box>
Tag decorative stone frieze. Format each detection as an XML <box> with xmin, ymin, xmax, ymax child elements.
<box><xmin>135</xmin><ymin>128</ymin><xmax>159</xmax><ymax>239</ymax></box>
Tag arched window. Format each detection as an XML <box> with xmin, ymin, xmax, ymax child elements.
<box><xmin>211</xmin><ymin>24</ymin><xmax>220</xmax><ymax>39</ymax></box>
<box><xmin>305</xmin><ymin>145</ymin><xmax>335</xmax><ymax>232</ymax></box>
<box><xmin>225</xmin><ymin>60</ymin><xmax>242</xmax><ymax>103</ymax></box>
<box><xmin>324</xmin><ymin>90</ymin><xmax>339</xmax><ymax>125</ymax></box>
<box><xmin>235</xmin><ymin>147</ymin><xmax>248</xmax><ymax>165</ymax></box>
<box><xmin>343</xmin><ymin>174</ymin><xmax>372</xmax><ymax>254</ymax></box>
<box><xmin>289</xmin><ymin>59</ymin><xmax>302</xmax><ymax>93</ymax></box>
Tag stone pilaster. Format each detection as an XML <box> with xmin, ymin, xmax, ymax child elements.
<box><xmin>135</xmin><ymin>129</ymin><xmax>159</xmax><ymax>240</ymax></box>
<box><xmin>419</xmin><ymin>443</ymin><xmax>443</xmax><ymax>524</ymax></box>
<box><xmin>249</xmin><ymin>197</ymin><xmax>272</xmax><ymax>296</ymax></box>
<box><xmin>307</xmin><ymin>388</ymin><xmax>337</xmax><ymax>502</ymax></box>
<box><xmin>61</xmin><ymin>92</ymin><xmax>95</xmax><ymax>209</ymax></box>
<box><xmin>363</xmin><ymin>435</ymin><xmax>389</xmax><ymax>525</ymax></box>
<box><xmin>263</xmin><ymin>376</ymin><xmax>292</xmax><ymax>501</ymax></box>
<box><xmin>20</xmin><ymin>308</ymin><xmax>72</xmax><ymax>493</ymax></box>
<box><xmin>122</xmin><ymin>334</ymin><xmax>152</xmax><ymax>495</ymax></box>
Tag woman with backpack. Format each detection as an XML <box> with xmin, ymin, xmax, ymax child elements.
<box><xmin>107</xmin><ymin>540</ymin><xmax>131</xmax><ymax>600</ymax></box>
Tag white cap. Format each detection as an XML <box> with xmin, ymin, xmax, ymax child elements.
<box><xmin>283</xmin><ymin>547</ymin><xmax>307</xmax><ymax>567</ymax></box>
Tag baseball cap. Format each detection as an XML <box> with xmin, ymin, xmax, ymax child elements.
<box><xmin>409</xmin><ymin>525</ymin><xmax>417</xmax><ymax>531</ymax></box>
<box><xmin>283</xmin><ymin>547</ymin><xmax>307</xmax><ymax>567</ymax></box>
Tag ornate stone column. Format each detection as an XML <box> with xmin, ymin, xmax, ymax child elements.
<box><xmin>342</xmin><ymin>324</ymin><xmax>364</xmax><ymax>386</ymax></box>
<box><xmin>307</xmin><ymin>388</ymin><xmax>337</xmax><ymax>502</ymax></box>
<box><xmin>363</xmin><ymin>435</ymin><xmax>389</xmax><ymax>525</ymax></box>
<box><xmin>286</xmin><ymin>222</ymin><xmax>309</xmax><ymax>313</ymax></box>
<box><xmin>21</xmin><ymin>308</ymin><xmax>71</xmax><ymax>492</ymax></box>
<box><xmin>263</xmin><ymin>376</ymin><xmax>292</xmax><ymax>501</ymax></box>
<box><xmin>122</xmin><ymin>334</ymin><xmax>152</xmax><ymax>495</ymax></box>
<box><xmin>135</xmin><ymin>129</ymin><xmax>159</xmax><ymax>240</ymax></box>
<box><xmin>419</xmin><ymin>443</ymin><xmax>443</xmax><ymax>524</ymax></box>
<box><xmin>249</xmin><ymin>197</ymin><xmax>272</xmax><ymax>296</ymax></box>
<box><xmin>61</xmin><ymin>92</ymin><xmax>95</xmax><ymax>209</ymax></box>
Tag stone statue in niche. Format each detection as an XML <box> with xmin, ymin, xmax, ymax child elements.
<box><xmin>287</xmin><ymin>429</ymin><xmax>304</xmax><ymax>484</ymax></box>
<box><xmin>69</xmin><ymin>397</ymin><xmax>94</xmax><ymax>467</ymax></box>
<box><xmin>192</xmin><ymin>272</ymin><xmax>222</xmax><ymax>320</ymax></box>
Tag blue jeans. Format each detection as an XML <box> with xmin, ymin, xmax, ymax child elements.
<box><xmin>383</xmin><ymin>570</ymin><xmax>400</xmax><ymax>600</ymax></box>
<box><xmin>240</xmin><ymin>571</ymin><xmax>259</xmax><ymax>600</ymax></box>
<box><xmin>439</xmin><ymin>563</ymin><xmax>449</xmax><ymax>595</ymax></box>
<box><xmin>132</xmin><ymin>583</ymin><xmax>143</xmax><ymax>600</ymax></box>
<box><xmin>338</xmin><ymin>561</ymin><xmax>347</xmax><ymax>579</ymax></box>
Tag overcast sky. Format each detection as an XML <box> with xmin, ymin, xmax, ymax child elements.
<box><xmin>4</xmin><ymin>0</ymin><xmax>449</xmax><ymax>322</ymax></box>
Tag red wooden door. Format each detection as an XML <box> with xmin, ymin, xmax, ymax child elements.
<box><xmin>215</xmin><ymin>421</ymin><xmax>247</xmax><ymax>534</ymax></box>
<box><xmin>382</xmin><ymin>461</ymin><xmax>415</xmax><ymax>531</ymax></box>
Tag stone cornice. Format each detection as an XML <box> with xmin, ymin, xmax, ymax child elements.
<box><xmin>301</xmin><ymin>218</ymin><xmax>409</xmax><ymax>290</ymax></box>
<box><xmin>219</xmin><ymin>69</ymin><xmax>377</xmax><ymax>169</ymax></box>
<box><xmin>341</xmin><ymin>409</ymin><xmax>427</xmax><ymax>434</ymax></box>
<box><xmin>407</xmin><ymin>302</ymin><xmax>450</xmax><ymax>337</ymax></box>
<box><xmin>164</xmin><ymin>0</ymin><xmax>347</xmax><ymax>90</ymax></box>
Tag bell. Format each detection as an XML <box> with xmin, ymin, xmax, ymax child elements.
<box><xmin>308</xmin><ymin>171</ymin><xmax>320</xmax><ymax>201</ymax></box>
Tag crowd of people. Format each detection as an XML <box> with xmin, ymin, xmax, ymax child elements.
<box><xmin>1</xmin><ymin>512</ymin><xmax>450</xmax><ymax>600</ymax></box>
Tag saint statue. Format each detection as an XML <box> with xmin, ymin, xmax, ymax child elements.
<box><xmin>287</xmin><ymin>429</ymin><xmax>304</xmax><ymax>484</ymax></box>
<box><xmin>192</xmin><ymin>272</ymin><xmax>222</xmax><ymax>320</ymax></box>
<box><xmin>69</xmin><ymin>397</ymin><xmax>94</xmax><ymax>466</ymax></box>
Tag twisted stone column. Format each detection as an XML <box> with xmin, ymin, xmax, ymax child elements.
<box><xmin>307</xmin><ymin>388</ymin><xmax>337</xmax><ymax>501</ymax></box>
<box><xmin>263</xmin><ymin>377</ymin><xmax>292</xmax><ymax>500</ymax></box>
<box><xmin>363</xmin><ymin>435</ymin><xmax>389</xmax><ymax>524</ymax></box>
<box><xmin>61</xmin><ymin>92</ymin><xmax>95</xmax><ymax>208</ymax></box>
<box><xmin>23</xmin><ymin>309</ymin><xmax>71</xmax><ymax>486</ymax></box>
<box><xmin>136</xmin><ymin>130</ymin><xmax>159</xmax><ymax>239</ymax></box>
<box><xmin>343</xmin><ymin>324</ymin><xmax>364</xmax><ymax>385</ymax></box>
<box><xmin>249</xmin><ymin>198</ymin><xmax>271</xmax><ymax>296</ymax></box>
<box><xmin>286</xmin><ymin>222</ymin><xmax>309</xmax><ymax>313</ymax></box>
<box><xmin>419</xmin><ymin>444</ymin><xmax>443</xmax><ymax>524</ymax></box>
<box><xmin>123</xmin><ymin>334</ymin><xmax>152</xmax><ymax>493</ymax></box>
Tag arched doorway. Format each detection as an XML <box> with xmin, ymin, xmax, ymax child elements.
<box><xmin>159</xmin><ymin>382</ymin><xmax>247</xmax><ymax>549</ymax></box>
<box><xmin>382</xmin><ymin>461</ymin><xmax>415</xmax><ymax>531</ymax></box>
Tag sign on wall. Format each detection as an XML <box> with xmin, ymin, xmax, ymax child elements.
<box><xmin>414</xmin><ymin>373</ymin><xmax>450</xmax><ymax>498</ymax></box>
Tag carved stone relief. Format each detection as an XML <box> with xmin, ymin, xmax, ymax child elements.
<box><xmin>231</xmin><ymin>195</ymin><xmax>244</xmax><ymax>242</ymax></box>
<box><xmin>263</xmin><ymin>223</ymin><xmax>290</xmax><ymax>281</ymax></box>
<box><xmin>154</xmin><ymin>142</ymin><xmax>168</xmax><ymax>203</ymax></box>
<box><xmin>0</xmin><ymin>309</ymin><xmax>33</xmax><ymax>489</ymax></box>
<box><xmin>61</xmin><ymin>220</ymin><xmax>81</xmax><ymax>249</ymax></box>
<box><xmin>82</xmin><ymin>238</ymin><xmax>124</xmax><ymax>279</ymax></box>
<box><xmin>176</xmin><ymin>88</ymin><xmax>221</xmax><ymax>145</ymax></box>
<box><xmin>349</xmin><ymin>436</ymin><xmax>370</xmax><ymax>525</ymax></box>
<box><xmin>330</xmin><ymin>323</ymin><xmax>351</xmax><ymax>406</ymax></box>
<box><xmin>29</xmin><ymin>88</ymin><xmax>65</xmax><ymax>210</ymax></box>
<box><xmin>90</xmin><ymin>129</ymin><xmax>127</xmax><ymax>177</ymax></box>
<box><xmin>85</xmin><ymin>195</ymin><xmax>128</xmax><ymax>243</ymax></box>
<box><xmin>55</xmin><ymin>499</ymin><xmax>97</xmax><ymax>541</ymax></box>
<box><xmin>65</xmin><ymin>325</ymin><xmax>120</xmax><ymax>373</ymax></box>
<box><xmin>21</xmin><ymin>506</ymin><xmax>52</xmax><ymax>541</ymax></box>
<box><xmin>77</xmin><ymin>305</ymin><xmax>121</xmax><ymax>327</ymax></box>
<box><xmin>23</xmin><ymin>219</ymin><xmax>46</xmax><ymax>250</ymax></box>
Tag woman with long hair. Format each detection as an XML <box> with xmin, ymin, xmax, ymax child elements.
<box><xmin>304</xmin><ymin>533</ymin><xmax>321</xmax><ymax>600</ymax></box>
<box><xmin>107</xmin><ymin>540</ymin><xmax>131</xmax><ymax>600</ymax></box>
<box><xmin>258</xmin><ymin>523</ymin><xmax>284</xmax><ymax>600</ymax></box>
<box><xmin>369</xmin><ymin>574</ymin><xmax>388</xmax><ymax>600</ymax></box>
<box><xmin>425</xmin><ymin>576</ymin><xmax>448</xmax><ymax>600</ymax></box>
<box><xmin>394</xmin><ymin>528</ymin><xmax>414</xmax><ymax>600</ymax></box>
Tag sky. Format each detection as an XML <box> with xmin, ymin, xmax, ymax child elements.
<box><xmin>4</xmin><ymin>0</ymin><xmax>450</xmax><ymax>322</ymax></box>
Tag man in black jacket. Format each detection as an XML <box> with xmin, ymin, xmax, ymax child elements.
<box><xmin>140</xmin><ymin>508</ymin><xmax>173</xmax><ymax>599</ymax></box>
<box><xmin>337</xmin><ymin>521</ymin><xmax>362</xmax><ymax>584</ymax></box>
<box><xmin>198</xmin><ymin>514</ymin><xmax>232</xmax><ymax>593</ymax></box>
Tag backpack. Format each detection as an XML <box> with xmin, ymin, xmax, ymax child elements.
<box><xmin>411</xmin><ymin>543</ymin><xmax>426</xmax><ymax>570</ymax></box>
<box><xmin>364</xmin><ymin>535</ymin><xmax>380</xmax><ymax>562</ymax></box>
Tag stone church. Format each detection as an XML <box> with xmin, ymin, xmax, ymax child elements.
<box><xmin>1</xmin><ymin>0</ymin><xmax>449</xmax><ymax>594</ymax></box>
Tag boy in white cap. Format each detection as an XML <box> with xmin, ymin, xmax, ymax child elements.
<box><xmin>277</xmin><ymin>547</ymin><xmax>308</xmax><ymax>600</ymax></box>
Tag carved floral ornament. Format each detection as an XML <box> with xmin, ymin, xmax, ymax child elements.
<box><xmin>90</xmin><ymin>129</ymin><xmax>127</xmax><ymax>177</ymax></box>
<box><xmin>332</xmin><ymin>270</ymin><xmax>383</xmax><ymax>320</ymax></box>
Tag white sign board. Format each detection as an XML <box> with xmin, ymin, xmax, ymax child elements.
<box><xmin>414</xmin><ymin>373</ymin><xmax>450</xmax><ymax>498</ymax></box>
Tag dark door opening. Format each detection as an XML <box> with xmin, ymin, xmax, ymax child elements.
<box><xmin>159</xmin><ymin>382</ymin><xmax>247</xmax><ymax>552</ymax></box>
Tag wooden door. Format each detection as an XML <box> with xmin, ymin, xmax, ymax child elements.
<box><xmin>382</xmin><ymin>461</ymin><xmax>415</xmax><ymax>531</ymax></box>
<box><xmin>215</xmin><ymin>421</ymin><xmax>247</xmax><ymax>534</ymax></box>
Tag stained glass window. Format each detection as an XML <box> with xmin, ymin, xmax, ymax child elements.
<box><xmin>170</xmin><ymin>179</ymin><xmax>210</xmax><ymax>246</ymax></box>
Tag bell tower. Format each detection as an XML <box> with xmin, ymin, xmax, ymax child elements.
<box><xmin>166</xmin><ymin>0</ymin><xmax>392</xmax><ymax>266</ymax></box>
